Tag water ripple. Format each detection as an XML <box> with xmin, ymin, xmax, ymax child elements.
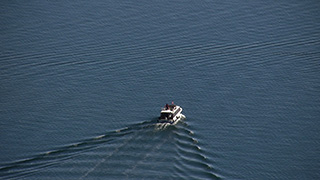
<box><xmin>0</xmin><ymin>120</ymin><xmax>220</xmax><ymax>180</ymax></box>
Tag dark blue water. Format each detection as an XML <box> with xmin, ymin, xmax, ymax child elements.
<box><xmin>1</xmin><ymin>1</ymin><xmax>320</xmax><ymax>179</ymax></box>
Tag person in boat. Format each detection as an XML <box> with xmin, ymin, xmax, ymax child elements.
<box><xmin>165</xmin><ymin>104</ymin><xmax>169</xmax><ymax>110</ymax></box>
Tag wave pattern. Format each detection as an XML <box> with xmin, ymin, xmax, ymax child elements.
<box><xmin>0</xmin><ymin>120</ymin><xmax>219</xmax><ymax>180</ymax></box>
<box><xmin>1</xmin><ymin>1</ymin><xmax>319</xmax><ymax>179</ymax></box>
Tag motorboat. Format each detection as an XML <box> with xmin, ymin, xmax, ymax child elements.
<box><xmin>158</xmin><ymin>103</ymin><xmax>185</xmax><ymax>124</ymax></box>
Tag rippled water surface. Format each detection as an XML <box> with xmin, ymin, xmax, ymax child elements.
<box><xmin>1</xmin><ymin>1</ymin><xmax>320</xmax><ymax>179</ymax></box>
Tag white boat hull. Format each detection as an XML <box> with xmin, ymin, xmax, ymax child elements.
<box><xmin>158</xmin><ymin>104</ymin><xmax>185</xmax><ymax>125</ymax></box>
<box><xmin>158</xmin><ymin>113</ymin><xmax>185</xmax><ymax>125</ymax></box>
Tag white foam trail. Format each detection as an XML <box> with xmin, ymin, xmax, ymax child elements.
<box><xmin>116</xmin><ymin>127</ymin><xmax>128</xmax><ymax>133</ymax></box>
<box><xmin>94</xmin><ymin>135</ymin><xmax>105</xmax><ymax>140</ymax></box>
<box><xmin>79</xmin><ymin>131</ymin><xmax>136</xmax><ymax>180</ymax></box>
<box><xmin>123</xmin><ymin>133</ymin><xmax>169</xmax><ymax>177</ymax></box>
<box><xmin>192</xmin><ymin>138</ymin><xmax>198</xmax><ymax>144</ymax></box>
<box><xmin>154</xmin><ymin>122</ymin><xmax>172</xmax><ymax>131</ymax></box>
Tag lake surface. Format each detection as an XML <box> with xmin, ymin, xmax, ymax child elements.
<box><xmin>1</xmin><ymin>1</ymin><xmax>319</xmax><ymax>179</ymax></box>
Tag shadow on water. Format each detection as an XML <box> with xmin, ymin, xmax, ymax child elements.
<box><xmin>0</xmin><ymin>118</ymin><xmax>220</xmax><ymax>180</ymax></box>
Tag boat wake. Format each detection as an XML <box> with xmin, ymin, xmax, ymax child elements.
<box><xmin>0</xmin><ymin>118</ymin><xmax>220</xmax><ymax>180</ymax></box>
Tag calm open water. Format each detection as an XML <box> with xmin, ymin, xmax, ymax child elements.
<box><xmin>1</xmin><ymin>1</ymin><xmax>320</xmax><ymax>179</ymax></box>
